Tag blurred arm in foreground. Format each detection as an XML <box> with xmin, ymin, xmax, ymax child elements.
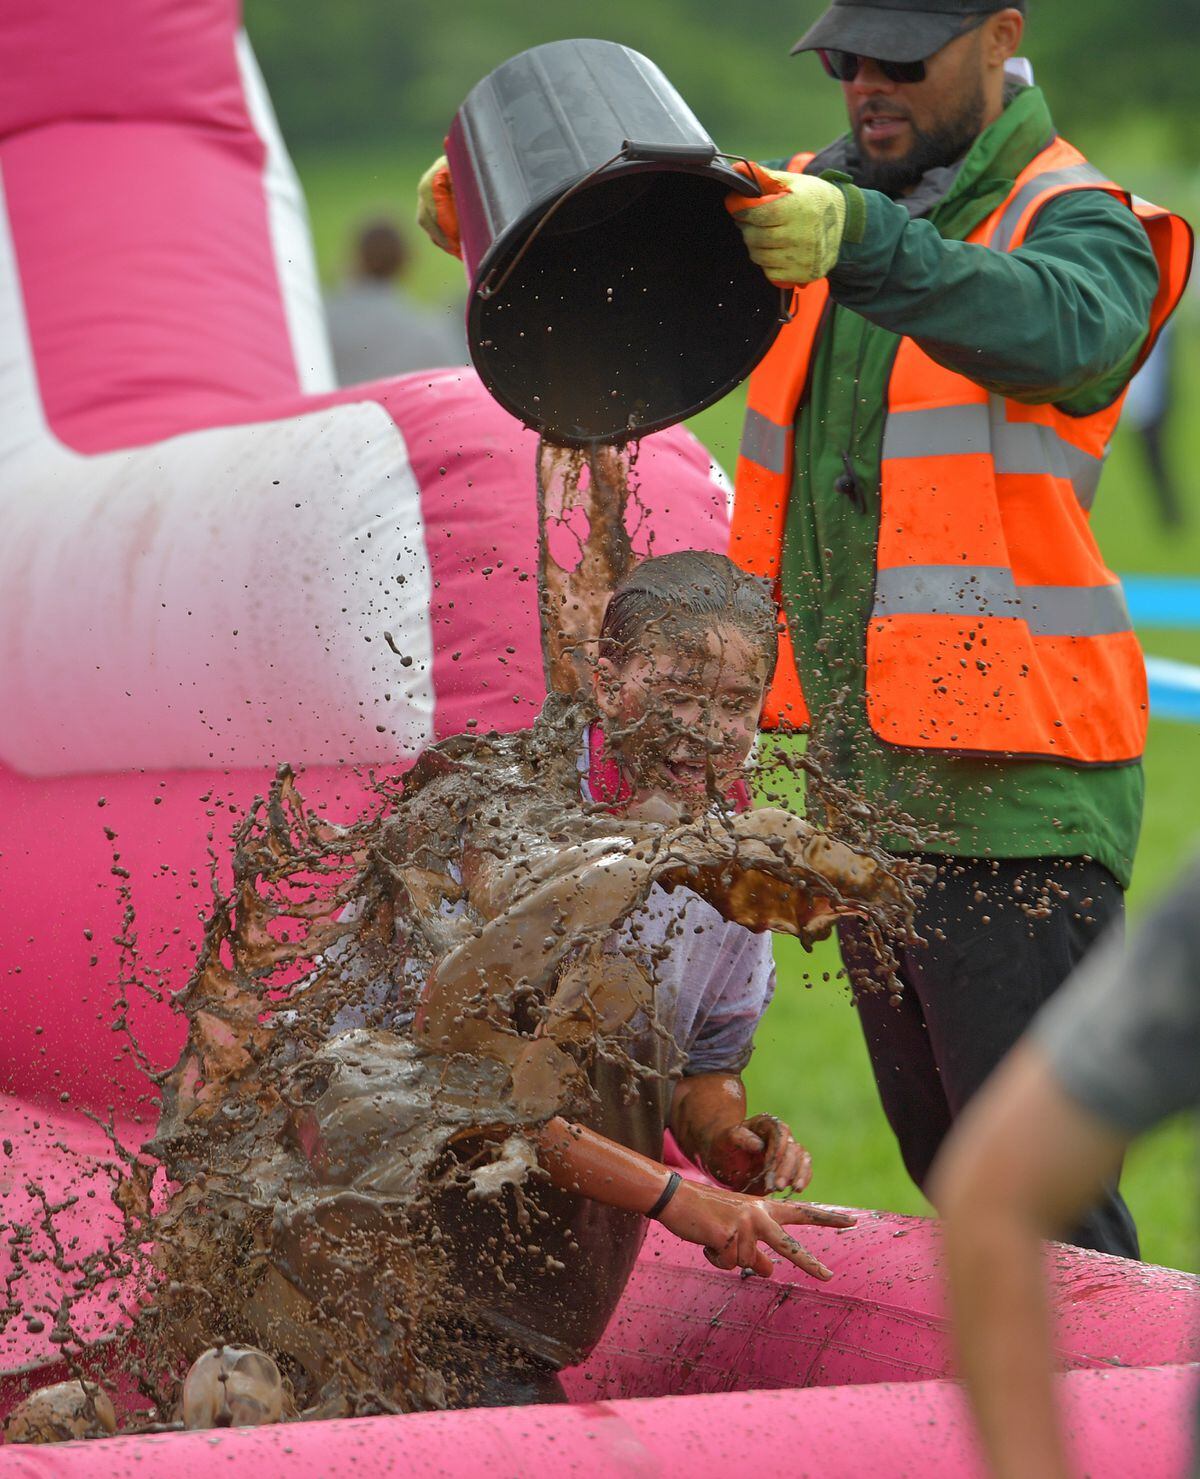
<box><xmin>931</xmin><ymin>854</ymin><xmax>1200</xmax><ymax>1479</ymax></box>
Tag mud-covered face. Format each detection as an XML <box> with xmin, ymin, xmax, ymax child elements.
<box><xmin>594</xmin><ymin>620</ymin><xmax>769</xmax><ymax>810</ymax></box>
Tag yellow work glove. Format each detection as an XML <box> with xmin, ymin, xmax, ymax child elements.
<box><xmin>416</xmin><ymin>154</ymin><xmax>462</xmax><ymax>259</ymax></box>
<box><xmin>727</xmin><ymin>167</ymin><xmax>847</xmax><ymax>287</ymax></box>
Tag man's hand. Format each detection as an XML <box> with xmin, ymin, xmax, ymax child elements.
<box><xmin>727</xmin><ymin>168</ymin><xmax>846</xmax><ymax>287</ymax></box>
<box><xmin>658</xmin><ymin>1178</ymin><xmax>854</xmax><ymax>1281</ymax></box>
<box><xmin>703</xmin><ymin>1113</ymin><xmax>812</xmax><ymax>1196</ymax></box>
<box><xmin>416</xmin><ymin>155</ymin><xmax>462</xmax><ymax>259</ymax></box>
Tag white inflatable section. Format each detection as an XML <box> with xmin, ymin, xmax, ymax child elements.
<box><xmin>0</xmin><ymin>179</ymin><xmax>435</xmax><ymax>776</ymax></box>
<box><xmin>708</xmin><ymin>456</ymin><xmax>734</xmax><ymax>516</ymax></box>
<box><xmin>1</xmin><ymin>405</ymin><xmax>437</xmax><ymax>775</ymax></box>
<box><xmin>234</xmin><ymin>30</ymin><xmax>335</xmax><ymax>395</ymax></box>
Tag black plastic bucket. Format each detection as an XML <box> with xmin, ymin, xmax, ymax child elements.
<box><xmin>446</xmin><ymin>39</ymin><xmax>782</xmax><ymax>447</ymax></box>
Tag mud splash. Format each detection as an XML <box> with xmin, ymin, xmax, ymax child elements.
<box><xmin>3</xmin><ymin>439</ymin><xmax>927</xmax><ymax>1434</ymax></box>
<box><xmin>133</xmin><ymin>705</ymin><xmax>921</xmax><ymax>1418</ymax></box>
<box><xmin>537</xmin><ymin>440</ymin><xmax>640</xmax><ymax>698</ymax></box>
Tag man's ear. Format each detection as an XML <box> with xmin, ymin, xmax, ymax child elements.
<box><xmin>986</xmin><ymin>8</ymin><xmax>1024</xmax><ymax>65</ymax></box>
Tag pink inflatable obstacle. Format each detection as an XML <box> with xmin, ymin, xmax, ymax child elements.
<box><xmin>0</xmin><ymin>0</ymin><xmax>728</xmax><ymax>1113</ymax></box>
<box><xmin>0</xmin><ymin>370</ymin><xmax>727</xmax><ymax>1114</ymax></box>
<box><xmin>0</xmin><ymin>1161</ymin><xmax>1196</xmax><ymax>1475</ymax></box>
<box><xmin>0</xmin><ymin>2</ymin><xmax>1196</xmax><ymax>1474</ymax></box>
<box><xmin>0</xmin><ymin>1367</ymin><xmax>1194</xmax><ymax>1477</ymax></box>
<box><xmin>5</xmin><ymin>1368</ymin><xmax>1197</xmax><ymax>1479</ymax></box>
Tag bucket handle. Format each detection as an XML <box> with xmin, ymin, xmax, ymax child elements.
<box><xmin>476</xmin><ymin>145</ymin><xmax>630</xmax><ymax>302</ymax></box>
<box><xmin>476</xmin><ymin>141</ymin><xmax>792</xmax><ymax>323</ymax></box>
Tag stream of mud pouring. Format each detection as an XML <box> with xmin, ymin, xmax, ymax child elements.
<box><xmin>3</xmin><ymin>438</ymin><xmax>928</xmax><ymax>1437</ymax></box>
<box><xmin>536</xmin><ymin>440</ymin><xmax>638</xmax><ymax>699</ymax></box>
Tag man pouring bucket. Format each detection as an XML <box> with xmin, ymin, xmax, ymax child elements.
<box><xmin>419</xmin><ymin>0</ymin><xmax>1193</xmax><ymax>1258</ymax></box>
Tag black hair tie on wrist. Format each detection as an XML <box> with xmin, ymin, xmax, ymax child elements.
<box><xmin>647</xmin><ymin>1171</ymin><xmax>682</xmax><ymax>1220</ymax></box>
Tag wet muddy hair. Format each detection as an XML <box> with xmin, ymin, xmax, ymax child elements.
<box><xmin>599</xmin><ymin>550</ymin><xmax>778</xmax><ymax>683</ymax></box>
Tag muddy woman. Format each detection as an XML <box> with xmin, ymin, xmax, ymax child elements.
<box><xmin>5</xmin><ymin>448</ymin><xmax>921</xmax><ymax>1436</ymax></box>
<box><xmin>133</xmin><ymin>485</ymin><xmax>923</xmax><ymax>1419</ymax></box>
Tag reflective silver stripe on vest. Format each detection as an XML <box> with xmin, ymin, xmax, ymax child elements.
<box><xmin>989</xmin><ymin>162</ymin><xmax>1111</xmax><ymax>254</ymax></box>
<box><xmin>882</xmin><ymin>398</ymin><xmax>1105</xmax><ymax>510</ymax></box>
<box><xmin>984</xmin><ymin>411</ymin><xmax>1105</xmax><ymax>510</ymax></box>
<box><xmin>882</xmin><ymin>403</ymin><xmax>990</xmax><ymax>459</ymax></box>
<box><xmin>740</xmin><ymin>408</ymin><xmax>790</xmax><ymax>473</ymax></box>
<box><xmin>872</xmin><ymin>565</ymin><xmax>1133</xmax><ymax>636</ymax></box>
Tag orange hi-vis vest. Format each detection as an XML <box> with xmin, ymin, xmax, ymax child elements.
<box><xmin>731</xmin><ymin>137</ymin><xmax>1193</xmax><ymax>763</ymax></box>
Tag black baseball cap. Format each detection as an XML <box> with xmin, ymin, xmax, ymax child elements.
<box><xmin>792</xmin><ymin>0</ymin><xmax>1023</xmax><ymax>64</ymax></box>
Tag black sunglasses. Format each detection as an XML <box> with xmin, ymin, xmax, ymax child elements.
<box><xmin>817</xmin><ymin>13</ymin><xmax>989</xmax><ymax>84</ymax></box>
<box><xmin>818</xmin><ymin>48</ymin><xmax>927</xmax><ymax>83</ymax></box>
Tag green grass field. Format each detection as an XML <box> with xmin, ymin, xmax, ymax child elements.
<box><xmin>297</xmin><ymin>147</ymin><xmax>1200</xmax><ymax>1271</ymax></box>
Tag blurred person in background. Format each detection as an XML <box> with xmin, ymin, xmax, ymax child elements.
<box><xmin>417</xmin><ymin>0</ymin><xmax>1192</xmax><ymax>1258</ymax></box>
<box><xmin>932</xmin><ymin>853</ymin><xmax>1200</xmax><ymax>1478</ymax></box>
<box><xmin>1122</xmin><ymin>320</ymin><xmax>1187</xmax><ymax>528</ymax></box>
<box><xmin>325</xmin><ymin>216</ymin><xmax>465</xmax><ymax>384</ymax></box>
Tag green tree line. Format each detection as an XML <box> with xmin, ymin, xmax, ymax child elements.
<box><xmin>246</xmin><ymin>0</ymin><xmax>1199</xmax><ymax>164</ymax></box>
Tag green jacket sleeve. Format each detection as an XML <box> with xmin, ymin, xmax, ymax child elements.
<box><xmin>827</xmin><ymin>187</ymin><xmax>1160</xmax><ymax>414</ymax></box>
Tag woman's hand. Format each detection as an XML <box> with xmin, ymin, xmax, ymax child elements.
<box><xmin>703</xmin><ymin>1113</ymin><xmax>811</xmax><ymax>1195</ymax></box>
<box><xmin>535</xmin><ymin>1117</ymin><xmax>854</xmax><ymax>1281</ymax></box>
<box><xmin>657</xmin><ymin>1178</ymin><xmax>854</xmax><ymax>1280</ymax></box>
<box><xmin>671</xmin><ymin>1075</ymin><xmax>810</xmax><ymax>1194</ymax></box>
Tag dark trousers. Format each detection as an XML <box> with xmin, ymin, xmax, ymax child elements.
<box><xmin>839</xmin><ymin>855</ymin><xmax>1140</xmax><ymax>1259</ymax></box>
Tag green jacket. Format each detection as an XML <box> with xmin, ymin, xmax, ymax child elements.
<box><xmin>773</xmin><ymin>85</ymin><xmax>1159</xmax><ymax>887</ymax></box>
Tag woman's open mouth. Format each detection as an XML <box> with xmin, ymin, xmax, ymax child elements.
<box><xmin>662</xmin><ymin>757</ymin><xmax>712</xmax><ymax>791</ymax></box>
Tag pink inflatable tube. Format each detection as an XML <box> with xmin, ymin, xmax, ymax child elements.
<box><xmin>0</xmin><ymin>1367</ymin><xmax>1193</xmax><ymax>1479</ymax></box>
<box><xmin>0</xmin><ymin>2</ymin><xmax>1197</xmax><ymax>1473</ymax></box>
<box><xmin>0</xmin><ymin>1092</ymin><xmax>1197</xmax><ymax>1472</ymax></box>
<box><xmin>0</xmin><ymin>1144</ymin><xmax>1196</xmax><ymax>1474</ymax></box>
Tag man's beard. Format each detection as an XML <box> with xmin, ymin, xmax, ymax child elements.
<box><xmin>854</xmin><ymin>84</ymin><xmax>986</xmax><ymax>196</ymax></box>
